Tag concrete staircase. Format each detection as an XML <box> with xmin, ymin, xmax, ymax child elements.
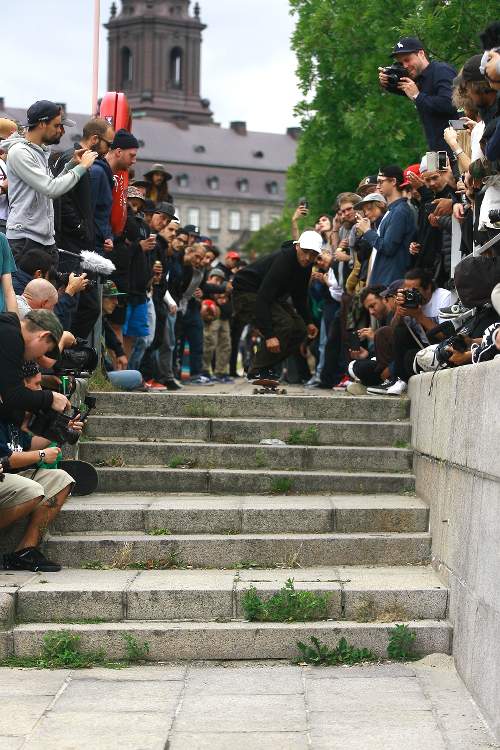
<box><xmin>0</xmin><ymin>390</ymin><xmax>451</xmax><ymax>661</ymax></box>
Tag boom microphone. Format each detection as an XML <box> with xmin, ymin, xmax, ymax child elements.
<box><xmin>80</xmin><ymin>250</ymin><xmax>115</xmax><ymax>277</ymax></box>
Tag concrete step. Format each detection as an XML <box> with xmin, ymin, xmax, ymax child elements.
<box><xmin>86</xmin><ymin>415</ymin><xmax>411</xmax><ymax>447</ymax></box>
<box><xmin>92</xmin><ymin>467</ymin><xmax>415</xmax><ymax>495</ymax></box>
<box><xmin>43</xmin><ymin>531</ymin><xmax>431</xmax><ymax>568</ymax></box>
<box><xmin>81</xmin><ymin>441</ymin><xmax>413</xmax><ymax>473</ymax></box>
<box><xmin>92</xmin><ymin>392</ymin><xmax>410</xmax><ymax>422</ymax></box>
<box><xmin>11</xmin><ymin>566</ymin><xmax>447</xmax><ymax>624</ymax></box>
<box><xmin>9</xmin><ymin>619</ymin><xmax>451</xmax><ymax>660</ymax></box>
<box><xmin>54</xmin><ymin>494</ymin><xmax>429</xmax><ymax>534</ymax></box>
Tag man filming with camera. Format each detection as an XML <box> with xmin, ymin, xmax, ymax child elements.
<box><xmin>378</xmin><ymin>37</ymin><xmax>458</xmax><ymax>154</ymax></box>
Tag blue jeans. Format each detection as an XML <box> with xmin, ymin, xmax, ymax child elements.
<box><xmin>176</xmin><ymin>306</ymin><xmax>203</xmax><ymax>377</ymax></box>
<box><xmin>128</xmin><ymin>337</ymin><xmax>148</xmax><ymax>371</ymax></box>
<box><xmin>108</xmin><ymin>370</ymin><xmax>143</xmax><ymax>390</ymax></box>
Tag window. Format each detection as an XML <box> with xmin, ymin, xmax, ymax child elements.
<box><xmin>249</xmin><ymin>212</ymin><xmax>261</xmax><ymax>232</ymax></box>
<box><xmin>207</xmin><ymin>176</ymin><xmax>219</xmax><ymax>191</ymax></box>
<box><xmin>229</xmin><ymin>211</ymin><xmax>241</xmax><ymax>231</ymax></box>
<box><xmin>194</xmin><ymin>145</ymin><xmax>206</xmax><ymax>153</ymax></box>
<box><xmin>121</xmin><ymin>47</ymin><xmax>133</xmax><ymax>87</ymax></box>
<box><xmin>266</xmin><ymin>181</ymin><xmax>279</xmax><ymax>195</ymax></box>
<box><xmin>169</xmin><ymin>47</ymin><xmax>183</xmax><ymax>89</ymax></box>
<box><xmin>177</xmin><ymin>174</ymin><xmax>189</xmax><ymax>188</ymax></box>
<box><xmin>253</xmin><ymin>150</ymin><xmax>264</xmax><ymax>158</ymax></box>
<box><xmin>237</xmin><ymin>178</ymin><xmax>249</xmax><ymax>193</ymax></box>
<box><xmin>187</xmin><ymin>208</ymin><xmax>200</xmax><ymax>228</ymax></box>
<box><xmin>208</xmin><ymin>210</ymin><xmax>220</xmax><ymax>230</ymax></box>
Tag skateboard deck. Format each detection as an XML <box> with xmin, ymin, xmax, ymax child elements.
<box><xmin>60</xmin><ymin>460</ymin><xmax>98</xmax><ymax>496</ymax></box>
<box><xmin>251</xmin><ymin>378</ymin><xmax>287</xmax><ymax>395</ymax></box>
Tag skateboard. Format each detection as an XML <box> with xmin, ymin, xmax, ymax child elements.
<box><xmin>252</xmin><ymin>378</ymin><xmax>287</xmax><ymax>395</ymax></box>
<box><xmin>60</xmin><ymin>460</ymin><xmax>99</xmax><ymax>496</ymax></box>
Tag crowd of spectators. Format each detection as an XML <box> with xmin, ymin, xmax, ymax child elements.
<box><xmin>0</xmin><ymin>25</ymin><xmax>499</xmax><ymax>571</ymax></box>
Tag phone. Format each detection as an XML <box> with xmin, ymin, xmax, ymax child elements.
<box><xmin>426</xmin><ymin>152</ymin><xmax>438</xmax><ymax>171</ymax></box>
<box><xmin>298</xmin><ymin>196</ymin><xmax>309</xmax><ymax>209</ymax></box>
<box><xmin>347</xmin><ymin>330</ymin><xmax>361</xmax><ymax>350</ymax></box>
<box><xmin>449</xmin><ymin>119</ymin><xmax>467</xmax><ymax>130</ymax></box>
<box><xmin>438</xmin><ymin>151</ymin><xmax>448</xmax><ymax>170</ymax></box>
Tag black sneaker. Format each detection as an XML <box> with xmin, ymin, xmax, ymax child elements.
<box><xmin>366</xmin><ymin>379</ymin><xmax>396</xmax><ymax>395</ymax></box>
<box><xmin>3</xmin><ymin>547</ymin><xmax>62</xmax><ymax>572</ymax></box>
<box><xmin>165</xmin><ymin>379</ymin><xmax>183</xmax><ymax>391</ymax></box>
<box><xmin>439</xmin><ymin>302</ymin><xmax>474</xmax><ymax>320</ymax></box>
<box><xmin>247</xmin><ymin>367</ymin><xmax>280</xmax><ymax>382</ymax></box>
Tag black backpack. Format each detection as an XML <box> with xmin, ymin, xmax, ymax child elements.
<box><xmin>454</xmin><ymin>254</ymin><xmax>500</xmax><ymax>307</ymax></box>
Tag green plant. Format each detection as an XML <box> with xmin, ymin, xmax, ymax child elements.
<box><xmin>235</xmin><ymin>560</ymin><xmax>259</xmax><ymax>570</ymax></box>
<box><xmin>125</xmin><ymin>551</ymin><xmax>184</xmax><ymax>570</ymax></box>
<box><xmin>88</xmin><ymin>368</ymin><xmax>114</xmax><ymax>392</ymax></box>
<box><xmin>221</xmin><ymin>529</ymin><xmax>239</xmax><ymax>535</ymax></box>
<box><xmin>82</xmin><ymin>560</ymin><xmax>105</xmax><ymax>570</ymax></box>
<box><xmin>98</xmin><ymin>454</ymin><xmax>124</xmax><ymax>468</ymax></box>
<box><xmin>122</xmin><ymin>633</ymin><xmax>150</xmax><ymax>662</ymax></box>
<box><xmin>242</xmin><ymin>578</ymin><xmax>329</xmax><ymax>622</ymax></box>
<box><xmin>270</xmin><ymin>477</ymin><xmax>293</xmax><ymax>494</ymax></box>
<box><xmin>296</xmin><ymin>635</ymin><xmax>377</xmax><ymax>666</ymax></box>
<box><xmin>34</xmin><ymin>631</ymin><xmax>106</xmax><ymax>668</ymax></box>
<box><xmin>387</xmin><ymin>623</ymin><xmax>419</xmax><ymax>661</ymax></box>
<box><xmin>254</xmin><ymin>448</ymin><xmax>267</xmax><ymax>468</ymax></box>
<box><xmin>168</xmin><ymin>455</ymin><xmax>195</xmax><ymax>469</ymax></box>
<box><xmin>393</xmin><ymin>440</ymin><xmax>409</xmax><ymax>449</ymax></box>
<box><xmin>147</xmin><ymin>528</ymin><xmax>172</xmax><ymax>536</ymax></box>
<box><xmin>184</xmin><ymin>403</ymin><xmax>216</xmax><ymax>418</ymax></box>
<box><xmin>287</xmin><ymin>425</ymin><xmax>319</xmax><ymax>446</ymax></box>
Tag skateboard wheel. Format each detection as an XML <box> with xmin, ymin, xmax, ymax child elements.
<box><xmin>253</xmin><ymin>388</ymin><xmax>258</xmax><ymax>394</ymax></box>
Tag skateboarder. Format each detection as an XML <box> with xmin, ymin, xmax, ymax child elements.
<box><xmin>232</xmin><ymin>231</ymin><xmax>322</xmax><ymax>382</ymax></box>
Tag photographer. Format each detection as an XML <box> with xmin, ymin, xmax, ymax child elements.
<box><xmin>379</xmin><ymin>37</ymin><xmax>457</xmax><ymax>154</ymax></box>
<box><xmin>0</xmin><ymin>361</ymin><xmax>77</xmax><ymax>572</ymax></box>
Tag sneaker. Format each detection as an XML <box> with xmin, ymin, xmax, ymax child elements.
<box><xmin>165</xmin><ymin>379</ymin><xmax>183</xmax><ymax>391</ymax></box>
<box><xmin>346</xmin><ymin>381</ymin><xmax>367</xmax><ymax>396</ymax></box>
<box><xmin>385</xmin><ymin>378</ymin><xmax>408</xmax><ymax>396</ymax></box>
<box><xmin>332</xmin><ymin>375</ymin><xmax>350</xmax><ymax>391</ymax></box>
<box><xmin>247</xmin><ymin>368</ymin><xmax>280</xmax><ymax>382</ymax></box>
<box><xmin>366</xmin><ymin>379</ymin><xmax>396</xmax><ymax>395</ymax></box>
<box><xmin>144</xmin><ymin>379</ymin><xmax>167</xmax><ymax>391</ymax></box>
<box><xmin>305</xmin><ymin>374</ymin><xmax>321</xmax><ymax>387</ymax></box>
<box><xmin>216</xmin><ymin>375</ymin><xmax>234</xmax><ymax>383</ymax></box>
<box><xmin>190</xmin><ymin>375</ymin><xmax>214</xmax><ymax>385</ymax></box>
<box><xmin>439</xmin><ymin>302</ymin><xmax>474</xmax><ymax>320</ymax></box>
<box><xmin>3</xmin><ymin>547</ymin><xmax>61</xmax><ymax>572</ymax></box>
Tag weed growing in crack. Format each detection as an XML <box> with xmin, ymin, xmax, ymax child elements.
<box><xmin>297</xmin><ymin>636</ymin><xmax>377</xmax><ymax>666</ymax></box>
<box><xmin>287</xmin><ymin>426</ymin><xmax>319</xmax><ymax>446</ymax></box>
<box><xmin>387</xmin><ymin>623</ymin><xmax>419</xmax><ymax>661</ymax></box>
<box><xmin>270</xmin><ymin>477</ymin><xmax>293</xmax><ymax>494</ymax></box>
<box><xmin>147</xmin><ymin>528</ymin><xmax>172</xmax><ymax>536</ymax></box>
<box><xmin>243</xmin><ymin>578</ymin><xmax>329</xmax><ymax>622</ymax></box>
<box><xmin>122</xmin><ymin>633</ymin><xmax>150</xmax><ymax>662</ymax></box>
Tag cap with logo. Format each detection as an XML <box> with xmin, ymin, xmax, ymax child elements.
<box><xmin>401</xmin><ymin>163</ymin><xmax>421</xmax><ymax>187</ymax></box>
<box><xmin>390</xmin><ymin>37</ymin><xmax>425</xmax><ymax>56</ymax></box>
<box><xmin>297</xmin><ymin>230</ymin><xmax>323</xmax><ymax>254</ymax></box>
<box><xmin>226</xmin><ymin>251</ymin><xmax>240</xmax><ymax>260</ymax></box>
<box><xmin>102</xmin><ymin>280</ymin><xmax>127</xmax><ymax>297</ymax></box>
<box><xmin>25</xmin><ymin>100</ymin><xmax>76</xmax><ymax>128</ymax></box>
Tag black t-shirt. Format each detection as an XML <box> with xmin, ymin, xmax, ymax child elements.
<box><xmin>0</xmin><ymin>419</ymin><xmax>31</xmax><ymax>469</ymax></box>
<box><xmin>0</xmin><ymin>313</ymin><xmax>53</xmax><ymax>424</ymax></box>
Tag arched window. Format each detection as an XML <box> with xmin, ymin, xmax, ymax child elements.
<box><xmin>121</xmin><ymin>47</ymin><xmax>133</xmax><ymax>87</ymax></box>
<box><xmin>170</xmin><ymin>47</ymin><xmax>183</xmax><ymax>89</ymax></box>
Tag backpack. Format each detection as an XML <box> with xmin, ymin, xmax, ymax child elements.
<box><xmin>454</xmin><ymin>254</ymin><xmax>500</xmax><ymax>307</ymax></box>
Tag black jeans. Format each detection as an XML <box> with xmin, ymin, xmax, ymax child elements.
<box><xmin>8</xmin><ymin>237</ymin><xmax>58</xmax><ymax>266</ymax></box>
<box><xmin>393</xmin><ymin>323</ymin><xmax>421</xmax><ymax>383</ymax></box>
<box><xmin>233</xmin><ymin>291</ymin><xmax>306</xmax><ymax>374</ymax></box>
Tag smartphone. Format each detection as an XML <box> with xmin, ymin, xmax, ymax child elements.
<box><xmin>449</xmin><ymin>119</ymin><xmax>467</xmax><ymax>130</ymax></box>
<box><xmin>426</xmin><ymin>151</ymin><xmax>438</xmax><ymax>171</ymax></box>
<box><xmin>347</xmin><ymin>330</ymin><xmax>361</xmax><ymax>350</ymax></box>
<box><xmin>438</xmin><ymin>151</ymin><xmax>448</xmax><ymax>170</ymax></box>
<box><xmin>298</xmin><ymin>196</ymin><xmax>309</xmax><ymax>209</ymax></box>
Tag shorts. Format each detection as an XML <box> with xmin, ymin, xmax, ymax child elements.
<box><xmin>0</xmin><ymin>468</ymin><xmax>74</xmax><ymax>510</ymax></box>
<box><xmin>123</xmin><ymin>301</ymin><xmax>149</xmax><ymax>337</ymax></box>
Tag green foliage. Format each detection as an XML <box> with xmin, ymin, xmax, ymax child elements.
<box><xmin>234</xmin><ymin>560</ymin><xmax>259</xmax><ymax>570</ymax></box>
<box><xmin>88</xmin><ymin>368</ymin><xmax>114</xmax><ymax>392</ymax></box>
<box><xmin>184</xmin><ymin>403</ymin><xmax>217</xmax><ymax>418</ymax></box>
<box><xmin>287</xmin><ymin>425</ymin><xmax>319</xmax><ymax>445</ymax></box>
<box><xmin>82</xmin><ymin>560</ymin><xmax>105</xmax><ymax>570</ymax></box>
<box><xmin>387</xmin><ymin>623</ymin><xmax>419</xmax><ymax>660</ymax></box>
<box><xmin>242</xmin><ymin>578</ymin><xmax>330</xmax><ymax>622</ymax></box>
<box><xmin>242</xmin><ymin>216</ymin><xmax>292</xmax><ymax>257</ymax></box>
<box><xmin>297</xmin><ymin>635</ymin><xmax>377</xmax><ymax>666</ymax></box>
<box><xmin>287</xmin><ymin>0</ymin><xmax>499</xmax><ymax>216</ymax></box>
<box><xmin>168</xmin><ymin>455</ymin><xmax>194</xmax><ymax>469</ymax></box>
<box><xmin>122</xmin><ymin>633</ymin><xmax>150</xmax><ymax>662</ymax></box>
<box><xmin>147</xmin><ymin>528</ymin><xmax>172</xmax><ymax>536</ymax></box>
<box><xmin>270</xmin><ymin>477</ymin><xmax>294</xmax><ymax>494</ymax></box>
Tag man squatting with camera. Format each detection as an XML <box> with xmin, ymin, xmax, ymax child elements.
<box><xmin>232</xmin><ymin>231</ymin><xmax>322</xmax><ymax>382</ymax></box>
<box><xmin>0</xmin><ymin>308</ymin><xmax>79</xmax><ymax>572</ymax></box>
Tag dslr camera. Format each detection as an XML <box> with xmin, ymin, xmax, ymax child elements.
<box><xmin>28</xmin><ymin>396</ymin><xmax>97</xmax><ymax>447</ymax></box>
<box><xmin>380</xmin><ymin>63</ymin><xmax>406</xmax><ymax>93</ymax></box>
<box><xmin>402</xmin><ymin>288</ymin><xmax>425</xmax><ymax>308</ymax></box>
<box><xmin>434</xmin><ymin>335</ymin><xmax>468</xmax><ymax>366</ymax></box>
<box><xmin>54</xmin><ymin>339</ymin><xmax>98</xmax><ymax>376</ymax></box>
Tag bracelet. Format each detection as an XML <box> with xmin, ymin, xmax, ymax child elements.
<box><xmin>453</xmin><ymin>148</ymin><xmax>464</xmax><ymax>158</ymax></box>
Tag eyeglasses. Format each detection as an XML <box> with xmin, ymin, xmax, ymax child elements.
<box><xmin>376</xmin><ymin>177</ymin><xmax>389</xmax><ymax>184</ymax></box>
<box><xmin>100</xmin><ymin>137</ymin><xmax>113</xmax><ymax>147</ymax></box>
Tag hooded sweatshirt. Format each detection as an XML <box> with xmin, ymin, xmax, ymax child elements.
<box><xmin>0</xmin><ymin>132</ymin><xmax>86</xmax><ymax>246</ymax></box>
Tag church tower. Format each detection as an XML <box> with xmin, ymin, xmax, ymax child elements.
<box><xmin>105</xmin><ymin>0</ymin><xmax>213</xmax><ymax>124</ymax></box>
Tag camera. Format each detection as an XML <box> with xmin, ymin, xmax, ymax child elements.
<box><xmin>51</xmin><ymin>270</ymin><xmax>96</xmax><ymax>289</ymax></box>
<box><xmin>434</xmin><ymin>335</ymin><xmax>468</xmax><ymax>366</ymax></box>
<box><xmin>54</xmin><ymin>339</ymin><xmax>98</xmax><ymax>376</ymax></box>
<box><xmin>381</xmin><ymin>63</ymin><xmax>406</xmax><ymax>93</ymax></box>
<box><xmin>28</xmin><ymin>396</ymin><xmax>96</xmax><ymax>446</ymax></box>
<box><xmin>402</xmin><ymin>288</ymin><xmax>425</xmax><ymax>308</ymax></box>
<box><xmin>489</xmin><ymin>208</ymin><xmax>500</xmax><ymax>224</ymax></box>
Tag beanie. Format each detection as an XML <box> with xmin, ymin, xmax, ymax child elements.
<box><xmin>111</xmin><ymin>128</ymin><xmax>139</xmax><ymax>150</ymax></box>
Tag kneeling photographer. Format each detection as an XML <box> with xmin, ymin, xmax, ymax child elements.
<box><xmin>389</xmin><ymin>269</ymin><xmax>453</xmax><ymax>393</ymax></box>
<box><xmin>0</xmin><ymin>361</ymin><xmax>81</xmax><ymax>572</ymax></box>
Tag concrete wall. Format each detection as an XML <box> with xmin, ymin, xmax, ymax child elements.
<box><xmin>409</xmin><ymin>358</ymin><xmax>500</xmax><ymax>740</ymax></box>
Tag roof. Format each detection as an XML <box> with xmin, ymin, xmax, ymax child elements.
<box><xmin>0</xmin><ymin>107</ymin><xmax>297</xmax><ymax>173</ymax></box>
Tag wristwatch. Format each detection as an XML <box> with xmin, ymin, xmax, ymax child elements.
<box><xmin>38</xmin><ymin>450</ymin><xmax>46</xmax><ymax>461</ymax></box>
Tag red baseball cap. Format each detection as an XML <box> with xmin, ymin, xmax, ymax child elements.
<box><xmin>202</xmin><ymin>299</ymin><xmax>217</xmax><ymax>310</ymax></box>
<box><xmin>401</xmin><ymin>163</ymin><xmax>421</xmax><ymax>188</ymax></box>
<box><xmin>226</xmin><ymin>251</ymin><xmax>240</xmax><ymax>260</ymax></box>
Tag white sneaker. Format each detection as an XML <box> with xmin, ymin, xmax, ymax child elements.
<box><xmin>385</xmin><ymin>378</ymin><xmax>408</xmax><ymax>396</ymax></box>
<box><xmin>366</xmin><ymin>379</ymin><xmax>394</xmax><ymax>395</ymax></box>
<box><xmin>346</xmin><ymin>381</ymin><xmax>367</xmax><ymax>396</ymax></box>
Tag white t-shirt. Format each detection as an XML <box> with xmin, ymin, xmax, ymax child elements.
<box><xmin>327</xmin><ymin>267</ymin><xmax>343</xmax><ymax>303</ymax></box>
<box><xmin>422</xmin><ymin>287</ymin><xmax>454</xmax><ymax>324</ymax></box>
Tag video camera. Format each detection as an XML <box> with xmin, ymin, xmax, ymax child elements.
<box><xmin>380</xmin><ymin>63</ymin><xmax>406</xmax><ymax>94</ymax></box>
<box><xmin>54</xmin><ymin>339</ymin><xmax>98</xmax><ymax>377</ymax></box>
<box><xmin>28</xmin><ymin>395</ymin><xmax>97</xmax><ymax>446</ymax></box>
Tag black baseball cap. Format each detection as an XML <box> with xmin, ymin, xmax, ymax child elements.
<box><xmin>462</xmin><ymin>54</ymin><xmax>485</xmax><ymax>83</ymax></box>
<box><xmin>25</xmin><ymin>100</ymin><xmax>76</xmax><ymax>128</ymax></box>
<box><xmin>391</xmin><ymin>37</ymin><xmax>424</xmax><ymax>56</ymax></box>
<box><xmin>380</xmin><ymin>279</ymin><xmax>404</xmax><ymax>298</ymax></box>
<box><xmin>378</xmin><ymin>165</ymin><xmax>405</xmax><ymax>186</ymax></box>
<box><xmin>183</xmin><ymin>224</ymin><xmax>200</xmax><ymax>236</ymax></box>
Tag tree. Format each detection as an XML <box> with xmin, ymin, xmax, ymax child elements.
<box><xmin>286</xmin><ymin>0</ymin><xmax>499</xmax><ymax>218</ymax></box>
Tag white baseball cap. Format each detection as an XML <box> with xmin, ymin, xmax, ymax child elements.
<box><xmin>297</xmin><ymin>230</ymin><xmax>323</xmax><ymax>254</ymax></box>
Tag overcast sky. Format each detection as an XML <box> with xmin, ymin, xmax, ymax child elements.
<box><xmin>2</xmin><ymin>0</ymin><xmax>301</xmax><ymax>134</ymax></box>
